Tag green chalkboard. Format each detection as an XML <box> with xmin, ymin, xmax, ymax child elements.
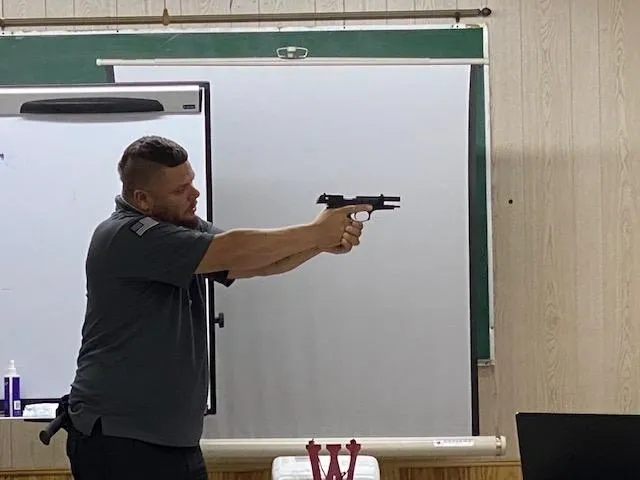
<box><xmin>0</xmin><ymin>26</ymin><xmax>491</xmax><ymax>362</ymax></box>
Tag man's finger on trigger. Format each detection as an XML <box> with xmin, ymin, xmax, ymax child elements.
<box><xmin>339</xmin><ymin>204</ymin><xmax>372</xmax><ymax>214</ymax></box>
<box><xmin>350</xmin><ymin>203</ymin><xmax>373</xmax><ymax>213</ymax></box>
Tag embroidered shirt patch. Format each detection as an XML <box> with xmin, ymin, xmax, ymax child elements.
<box><xmin>130</xmin><ymin>216</ymin><xmax>159</xmax><ymax>237</ymax></box>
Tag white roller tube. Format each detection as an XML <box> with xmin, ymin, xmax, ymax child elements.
<box><xmin>200</xmin><ymin>435</ymin><xmax>506</xmax><ymax>459</ymax></box>
<box><xmin>97</xmin><ymin>57</ymin><xmax>488</xmax><ymax>67</ymax></box>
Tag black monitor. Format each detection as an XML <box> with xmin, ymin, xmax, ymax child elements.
<box><xmin>516</xmin><ymin>411</ymin><xmax>640</xmax><ymax>479</ymax></box>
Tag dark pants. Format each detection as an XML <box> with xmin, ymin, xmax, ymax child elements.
<box><xmin>66</xmin><ymin>418</ymin><xmax>207</xmax><ymax>480</ymax></box>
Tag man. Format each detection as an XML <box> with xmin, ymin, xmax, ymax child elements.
<box><xmin>65</xmin><ymin>136</ymin><xmax>370</xmax><ymax>479</ymax></box>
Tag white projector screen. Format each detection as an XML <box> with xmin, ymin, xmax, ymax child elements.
<box><xmin>113</xmin><ymin>62</ymin><xmax>479</xmax><ymax>439</ymax></box>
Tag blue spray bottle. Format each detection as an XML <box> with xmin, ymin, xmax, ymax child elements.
<box><xmin>3</xmin><ymin>360</ymin><xmax>21</xmax><ymax>417</ymax></box>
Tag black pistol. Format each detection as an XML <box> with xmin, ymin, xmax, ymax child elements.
<box><xmin>37</xmin><ymin>394</ymin><xmax>70</xmax><ymax>445</ymax></box>
<box><xmin>316</xmin><ymin>193</ymin><xmax>400</xmax><ymax>222</ymax></box>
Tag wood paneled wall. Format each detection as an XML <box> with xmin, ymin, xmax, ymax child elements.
<box><xmin>1</xmin><ymin>0</ymin><xmax>639</xmax><ymax>473</ymax></box>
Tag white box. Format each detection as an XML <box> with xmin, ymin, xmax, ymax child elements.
<box><xmin>272</xmin><ymin>455</ymin><xmax>380</xmax><ymax>480</ymax></box>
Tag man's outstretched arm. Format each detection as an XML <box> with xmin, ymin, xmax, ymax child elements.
<box><xmin>226</xmin><ymin>218</ymin><xmax>364</xmax><ymax>279</ymax></box>
<box><xmin>195</xmin><ymin>204</ymin><xmax>369</xmax><ymax>275</ymax></box>
<box><xmin>228</xmin><ymin>247</ymin><xmax>322</xmax><ymax>279</ymax></box>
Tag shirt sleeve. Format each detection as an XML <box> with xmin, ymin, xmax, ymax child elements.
<box><xmin>111</xmin><ymin>216</ymin><xmax>215</xmax><ymax>290</ymax></box>
<box><xmin>195</xmin><ymin>217</ymin><xmax>235</xmax><ymax>287</ymax></box>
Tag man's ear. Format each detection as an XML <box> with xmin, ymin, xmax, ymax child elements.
<box><xmin>132</xmin><ymin>189</ymin><xmax>152</xmax><ymax>212</ymax></box>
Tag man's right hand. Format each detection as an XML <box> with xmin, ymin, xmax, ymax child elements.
<box><xmin>311</xmin><ymin>204</ymin><xmax>372</xmax><ymax>250</ymax></box>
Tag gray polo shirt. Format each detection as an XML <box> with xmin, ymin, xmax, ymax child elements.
<box><xmin>68</xmin><ymin>195</ymin><xmax>234</xmax><ymax>447</ymax></box>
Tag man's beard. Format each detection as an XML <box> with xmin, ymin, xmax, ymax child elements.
<box><xmin>152</xmin><ymin>206</ymin><xmax>198</xmax><ymax>229</ymax></box>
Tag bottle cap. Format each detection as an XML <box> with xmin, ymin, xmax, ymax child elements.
<box><xmin>6</xmin><ymin>360</ymin><xmax>17</xmax><ymax>376</ymax></box>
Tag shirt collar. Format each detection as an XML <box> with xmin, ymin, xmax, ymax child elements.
<box><xmin>115</xmin><ymin>195</ymin><xmax>145</xmax><ymax>215</ymax></box>
<box><xmin>114</xmin><ymin>195</ymin><xmax>206</xmax><ymax>233</ymax></box>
